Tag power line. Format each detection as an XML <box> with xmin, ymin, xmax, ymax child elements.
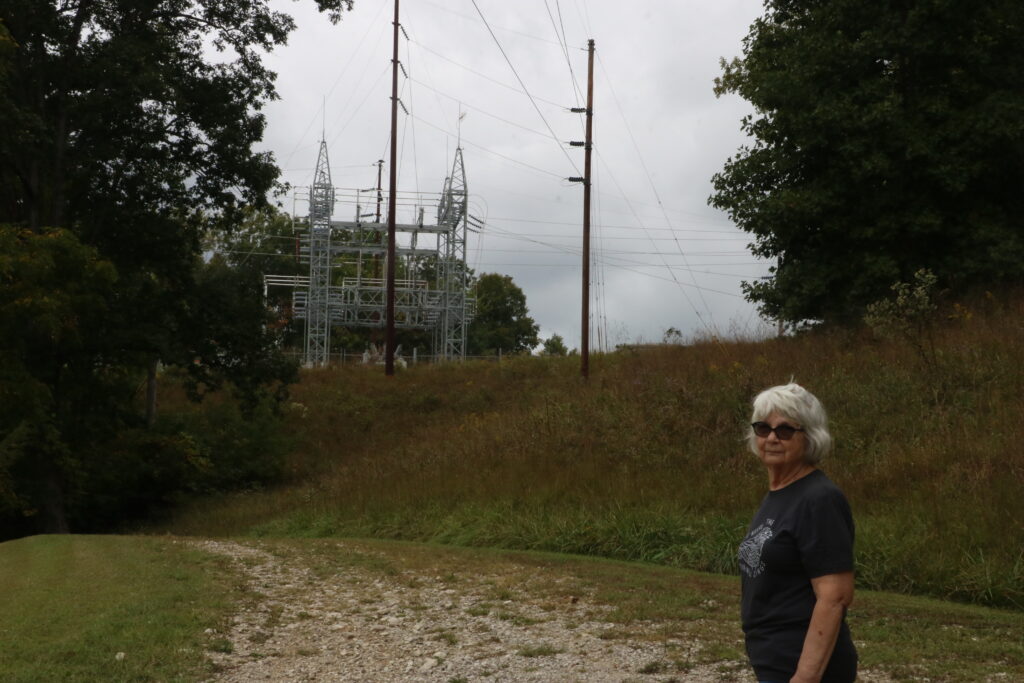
<box><xmin>470</xmin><ymin>0</ymin><xmax>580</xmax><ymax>176</ymax></box>
<box><xmin>591</xmin><ymin>149</ymin><xmax>715</xmax><ymax>334</ymax></box>
<box><xmin>327</xmin><ymin>63</ymin><xmax>392</xmax><ymax>163</ymax></box>
<box><xmin>596</xmin><ymin>50</ymin><xmax>715</xmax><ymax>326</ymax></box>
<box><xmin>408</xmin><ymin>77</ymin><xmax>553</xmax><ymax>141</ymax></box>
<box><xmin>280</xmin><ymin>0</ymin><xmax>391</xmax><ymax>178</ymax></box>
<box><xmin>409</xmin><ymin>40</ymin><xmax>565</xmax><ymax>109</ymax></box>
<box><xmin>543</xmin><ymin>0</ymin><xmax>585</xmax><ymax>106</ymax></box>
<box><xmin>418</xmin><ymin>0</ymin><xmax>565</xmax><ymax>48</ymax></box>
<box><xmin>409</xmin><ymin>112</ymin><xmax>566</xmax><ymax>179</ymax></box>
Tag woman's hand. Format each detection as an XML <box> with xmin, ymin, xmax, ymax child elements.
<box><xmin>790</xmin><ymin>571</ymin><xmax>855</xmax><ymax>683</ymax></box>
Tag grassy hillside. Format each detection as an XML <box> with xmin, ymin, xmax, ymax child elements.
<box><xmin>160</xmin><ymin>292</ymin><xmax>1024</xmax><ymax>609</ymax></box>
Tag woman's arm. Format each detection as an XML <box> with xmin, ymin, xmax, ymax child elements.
<box><xmin>790</xmin><ymin>571</ymin><xmax>855</xmax><ymax>683</ymax></box>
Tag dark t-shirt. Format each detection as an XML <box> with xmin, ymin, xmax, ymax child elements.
<box><xmin>738</xmin><ymin>469</ymin><xmax>857</xmax><ymax>683</ymax></box>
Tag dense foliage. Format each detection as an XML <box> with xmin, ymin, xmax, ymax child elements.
<box><xmin>467</xmin><ymin>273</ymin><xmax>540</xmax><ymax>355</ymax></box>
<box><xmin>540</xmin><ymin>333</ymin><xmax>569</xmax><ymax>356</ymax></box>
<box><xmin>710</xmin><ymin>0</ymin><xmax>1024</xmax><ymax>324</ymax></box>
<box><xmin>0</xmin><ymin>0</ymin><xmax>350</xmax><ymax>535</ymax></box>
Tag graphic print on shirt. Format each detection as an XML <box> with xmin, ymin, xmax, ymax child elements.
<box><xmin>738</xmin><ymin>518</ymin><xmax>774</xmax><ymax>578</ymax></box>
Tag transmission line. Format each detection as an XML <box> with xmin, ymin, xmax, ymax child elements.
<box><xmin>470</xmin><ymin>0</ymin><xmax>580</xmax><ymax>176</ymax></box>
<box><xmin>595</xmin><ymin>51</ymin><xmax>716</xmax><ymax>328</ymax></box>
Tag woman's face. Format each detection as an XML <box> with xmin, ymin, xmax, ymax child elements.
<box><xmin>756</xmin><ymin>412</ymin><xmax>807</xmax><ymax>469</ymax></box>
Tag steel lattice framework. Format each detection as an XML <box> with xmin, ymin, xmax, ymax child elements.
<box><xmin>433</xmin><ymin>147</ymin><xmax>470</xmax><ymax>360</ymax></box>
<box><xmin>269</xmin><ymin>145</ymin><xmax>477</xmax><ymax>367</ymax></box>
<box><xmin>303</xmin><ymin>140</ymin><xmax>335</xmax><ymax>367</ymax></box>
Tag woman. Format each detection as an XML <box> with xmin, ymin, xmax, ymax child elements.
<box><xmin>737</xmin><ymin>383</ymin><xmax>857</xmax><ymax>683</ymax></box>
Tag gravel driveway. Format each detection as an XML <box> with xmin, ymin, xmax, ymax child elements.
<box><xmin>195</xmin><ymin>540</ymin><xmax>749</xmax><ymax>682</ymax></box>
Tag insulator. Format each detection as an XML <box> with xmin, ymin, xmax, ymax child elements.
<box><xmin>570</xmin><ymin>107</ymin><xmax>588</xmax><ymax>113</ymax></box>
<box><xmin>568</xmin><ymin>177</ymin><xmax>585</xmax><ymax>183</ymax></box>
<box><xmin>569</xmin><ymin>141</ymin><xmax>585</xmax><ymax>147</ymax></box>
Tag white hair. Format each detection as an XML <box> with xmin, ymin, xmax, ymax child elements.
<box><xmin>747</xmin><ymin>383</ymin><xmax>832</xmax><ymax>465</ymax></box>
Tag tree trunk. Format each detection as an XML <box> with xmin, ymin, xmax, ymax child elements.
<box><xmin>145</xmin><ymin>358</ymin><xmax>158</xmax><ymax>427</ymax></box>
<box><xmin>41</xmin><ymin>468</ymin><xmax>70</xmax><ymax>534</ymax></box>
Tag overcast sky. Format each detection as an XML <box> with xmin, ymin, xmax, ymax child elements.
<box><xmin>257</xmin><ymin>0</ymin><xmax>772</xmax><ymax>350</ymax></box>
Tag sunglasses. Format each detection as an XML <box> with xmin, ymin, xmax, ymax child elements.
<box><xmin>751</xmin><ymin>422</ymin><xmax>805</xmax><ymax>440</ymax></box>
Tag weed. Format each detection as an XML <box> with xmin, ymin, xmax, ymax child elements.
<box><xmin>638</xmin><ymin>659</ymin><xmax>667</xmax><ymax>674</ymax></box>
<box><xmin>517</xmin><ymin>644</ymin><xmax>564</xmax><ymax>657</ymax></box>
<box><xmin>208</xmin><ymin>638</ymin><xmax>233</xmax><ymax>654</ymax></box>
<box><xmin>434</xmin><ymin>630</ymin><xmax>458</xmax><ymax>645</ymax></box>
<box><xmin>864</xmin><ymin>268</ymin><xmax>940</xmax><ymax>371</ymax></box>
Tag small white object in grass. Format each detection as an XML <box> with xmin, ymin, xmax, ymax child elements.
<box><xmin>115</xmin><ymin>652</ymin><xmax>126</xmax><ymax>661</ymax></box>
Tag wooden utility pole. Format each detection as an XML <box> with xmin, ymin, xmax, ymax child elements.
<box><xmin>375</xmin><ymin>159</ymin><xmax>384</xmax><ymax>223</ymax></box>
<box><xmin>385</xmin><ymin>0</ymin><xmax>400</xmax><ymax>376</ymax></box>
<box><xmin>776</xmin><ymin>254</ymin><xmax>784</xmax><ymax>337</ymax></box>
<box><xmin>580</xmin><ymin>40</ymin><xmax>595</xmax><ymax>379</ymax></box>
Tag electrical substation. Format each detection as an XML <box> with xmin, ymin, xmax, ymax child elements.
<box><xmin>265</xmin><ymin>140</ymin><xmax>483</xmax><ymax>367</ymax></box>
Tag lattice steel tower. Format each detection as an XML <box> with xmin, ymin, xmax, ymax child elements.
<box><xmin>268</xmin><ymin>144</ymin><xmax>478</xmax><ymax>367</ymax></box>
<box><xmin>434</xmin><ymin>147</ymin><xmax>469</xmax><ymax>359</ymax></box>
<box><xmin>304</xmin><ymin>139</ymin><xmax>336</xmax><ymax>367</ymax></box>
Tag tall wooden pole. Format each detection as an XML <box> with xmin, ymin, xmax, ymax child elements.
<box><xmin>581</xmin><ymin>39</ymin><xmax>595</xmax><ymax>379</ymax></box>
<box><xmin>385</xmin><ymin>0</ymin><xmax>400</xmax><ymax>376</ymax></box>
<box><xmin>375</xmin><ymin>159</ymin><xmax>384</xmax><ymax>223</ymax></box>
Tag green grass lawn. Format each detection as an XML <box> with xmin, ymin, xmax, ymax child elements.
<box><xmin>0</xmin><ymin>535</ymin><xmax>237</xmax><ymax>682</ymax></box>
<box><xmin>3</xmin><ymin>534</ymin><xmax>1021</xmax><ymax>681</ymax></box>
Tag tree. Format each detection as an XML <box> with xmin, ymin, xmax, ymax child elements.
<box><xmin>710</xmin><ymin>0</ymin><xmax>1024</xmax><ymax>325</ymax></box>
<box><xmin>0</xmin><ymin>226</ymin><xmax>118</xmax><ymax>532</ymax></box>
<box><xmin>210</xmin><ymin>205</ymin><xmax>306</xmax><ymax>349</ymax></box>
<box><xmin>541</xmin><ymin>333</ymin><xmax>568</xmax><ymax>356</ymax></box>
<box><xmin>468</xmin><ymin>273</ymin><xmax>540</xmax><ymax>355</ymax></box>
<box><xmin>0</xmin><ymin>1</ymin><xmax>351</xmax><ymax>533</ymax></box>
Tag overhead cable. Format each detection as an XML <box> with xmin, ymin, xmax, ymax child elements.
<box><xmin>409</xmin><ymin>112</ymin><xmax>565</xmax><ymax>179</ymax></box>
<box><xmin>470</xmin><ymin>0</ymin><xmax>581</xmax><ymax>175</ymax></box>
<box><xmin>596</xmin><ymin>51</ymin><xmax>715</xmax><ymax>326</ymax></box>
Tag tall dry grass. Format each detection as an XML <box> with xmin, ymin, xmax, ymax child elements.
<box><xmin>161</xmin><ymin>291</ymin><xmax>1024</xmax><ymax>608</ymax></box>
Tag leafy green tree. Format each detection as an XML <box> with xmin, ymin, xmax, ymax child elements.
<box><xmin>662</xmin><ymin>327</ymin><xmax>683</xmax><ymax>345</ymax></box>
<box><xmin>468</xmin><ymin>273</ymin><xmax>540</xmax><ymax>355</ymax></box>
<box><xmin>210</xmin><ymin>205</ymin><xmax>306</xmax><ymax>349</ymax></box>
<box><xmin>540</xmin><ymin>333</ymin><xmax>568</xmax><ymax>356</ymax></box>
<box><xmin>0</xmin><ymin>226</ymin><xmax>118</xmax><ymax>532</ymax></box>
<box><xmin>179</xmin><ymin>254</ymin><xmax>299</xmax><ymax>412</ymax></box>
<box><xmin>0</xmin><ymin>1</ymin><xmax>351</xmax><ymax>533</ymax></box>
<box><xmin>710</xmin><ymin>0</ymin><xmax>1024</xmax><ymax>325</ymax></box>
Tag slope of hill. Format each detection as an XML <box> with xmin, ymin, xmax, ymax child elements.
<box><xmin>159</xmin><ymin>292</ymin><xmax>1024</xmax><ymax>611</ymax></box>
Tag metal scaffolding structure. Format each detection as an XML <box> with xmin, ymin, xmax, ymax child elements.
<box><xmin>303</xmin><ymin>139</ymin><xmax>335</xmax><ymax>367</ymax></box>
<box><xmin>433</xmin><ymin>147</ymin><xmax>470</xmax><ymax>360</ymax></box>
<box><xmin>268</xmin><ymin>143</ymin><xmax>478</xmax><ymax>367</ymax></box>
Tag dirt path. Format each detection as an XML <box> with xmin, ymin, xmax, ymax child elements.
<box><xmin>195</xmin><ymin>540</ymin><xmax>748</xmax><ymax>682</ymax></box>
